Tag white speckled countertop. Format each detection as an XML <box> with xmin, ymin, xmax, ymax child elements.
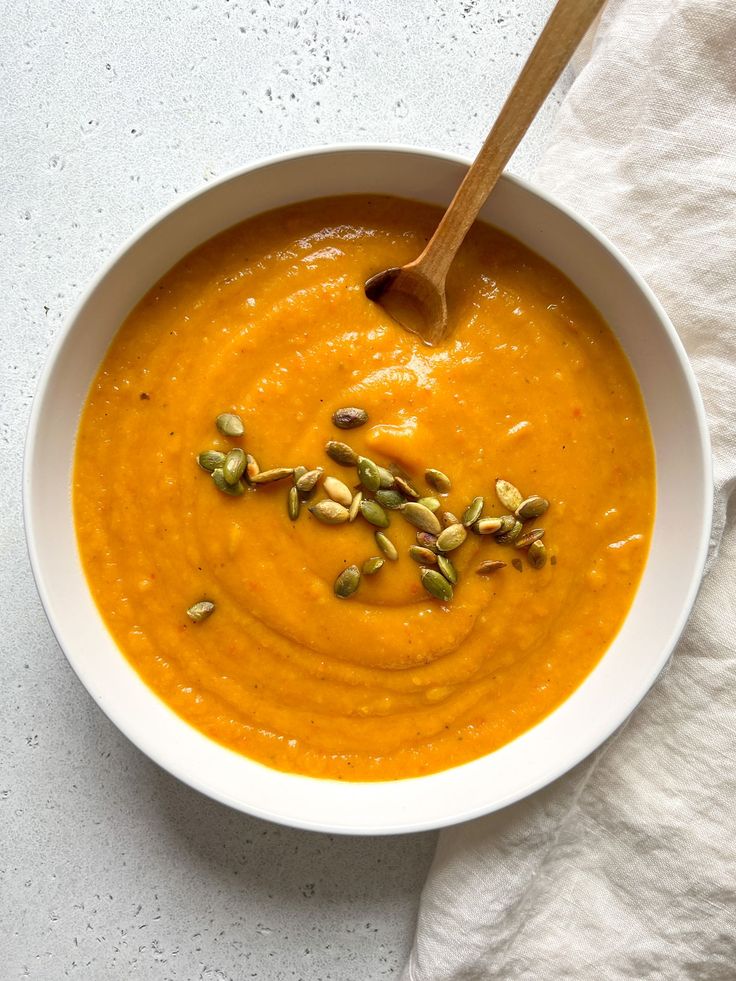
<box><xmin>2</xmin><ymin>1</ymin><xmax>567</xmax><ymax>977</ymax></box>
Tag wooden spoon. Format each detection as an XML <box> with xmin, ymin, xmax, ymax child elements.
<box><xmin>365</xmin><ymin>0</ymin><xmax>607</xmax><ymax>346</ymax></box>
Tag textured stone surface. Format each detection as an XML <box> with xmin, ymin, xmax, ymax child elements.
<box><xmin>1</xmin><ymin>1</ymin><xmax>566</xmax><ymax>977</ymax></box>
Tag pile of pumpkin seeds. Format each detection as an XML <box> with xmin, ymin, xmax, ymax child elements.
<box><xmin>187</xmin><ymin>406</ymin><xmax>552</xmax><ymax>620</ymax></box>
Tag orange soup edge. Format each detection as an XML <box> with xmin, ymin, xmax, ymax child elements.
<box><xmin>73</xmin><ymin>195</ymin><xmax>655</xmax><ymax>781</ymax></box>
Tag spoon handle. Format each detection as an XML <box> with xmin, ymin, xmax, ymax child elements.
<box><xmin>414</xmin><ymin>0</ymin><xmax>608</xmax><ymax>284</ymax></box>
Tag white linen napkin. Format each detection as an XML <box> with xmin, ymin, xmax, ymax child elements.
<box><xmin>403</xmin><ymin>1</ymin><xmax>736</xmax><ymax>977</ymax></box>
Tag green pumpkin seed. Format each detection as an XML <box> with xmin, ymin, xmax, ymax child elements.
<box><xmin>441</xmin><ymin>511</ymin><xmax>459</xmax><ymax>529</ymax></box>
<box><xmin>515</xmin><ymin>527</ymin><xmax>546</xmax><ymax>549</ymax></box>
<box><xmin>211</xmin><ymin>468</ymin><xmax>245</xmax><ymax>496</ymax></box>
<box><xmin>251</xmin><ymin>467</ymin><xmax>295</xmax><ymax>484</ymax></box>
<box><xmin>309</xmin><ymin>500</ymin><xmax>349</xmax><ymax>524</ymax></box>
<box><xmin>496</xmin><ymin>478</ymin><xmax>523</xmax><ymax>512</ymax></box>
<box><xmin>496</xmin><ymin>514</ymin><xmax>517</xmax><ymax>534</ymax></box>
<box><xmin>295</xmin><ymin>467</ymin><xmax>323</xmax><ymax>492</ymax></box>
<box><xmin>377</xmin><ymin>466</ymin><xmax>395</xmax><ymax>489</ymax></box>
<box><xmin>528</xmin><ymin>540</ymin><xmax>547</xmax><ymax>569</ymax></box>
<box><xmin>287</xmin><ymin>485</ymin><xmax>300</xmax><ymax>521</ymax></box>
<box><xmin>362</xmin><ymin>556</ymin><xmax>384</xmax><ymax>576</ymax></box>
<box><xmin>420</xmin><ymin>568</ymin><xmax>453</xmax><ymax>602</ymax></box>
<box><xmin>348</xmin><ymin>490</ymin><xmax>363</xmax><ymax>522</ymax></box>
<box><xmin>476</xmin><ymin>560</ymin><xmax>506</xmax><ymax>576</ymax></box>
<box><xmin>416</xmin><ymin>530</ymin><xmax>439</xmax><ymax>550</ymax></box>
<box><xmin>402</xmin><ymin>502</ymin><xmax>442</xmax><ymax>535</ymax></box>
<box><xmin>417</xmin><ymin>496</ymin><xmax>441</xmax><ymax>512</ymax></box>
<box><xmin>197</xmin><ymin>450</ymin><xmax>226</xmax><ymax>472</ymax></box>
<box><xmin>511</xmin><ymin>557</ymin><xmax>524</xmax><ymax>572</ymax></box>
<box><xmin>360</xmin><ymin>498</ymin><xmax>390</xmax><ymax>528</ymax></box>
<box><xmin>323</xmin><ymin>475</ymin><xmax>353</xmax><ymax>507</ymax></box>
<box><xmin>187</xmin><ymin>600</ymin><xmax>215</xmax><ymax>622</ymax></box>
<box><xmin>462</xmin><ymin>496</ymin><xmax>484</xmax><ymax>527</ymax></box>
<box><xmin>223</xmin><ymin>447</ymin><xmax>246</xmax><ymax>485</ymax></box>
<box><xmin>516</xmin><ymin>495</ymin><xmax>549</xmax><ymax>521</ymax></box>
<box><xmin>325</xmin><ymin>440</ymin><xmax>359</xmax><ymax>466</ymax></box>
<box><xmin>437</xmin><ymin>555</ymin><xmax>458</xmax><ymax>584</ymax></box>
<box><xmin>474</xmin><ymin>516</ymin><xmax>503</xmax><ymax>535</ymax></box>
<box><xmin>215</xmin><ymin>412</ymin><xmax>244</xmax><ymax>437</ymax></box>
<box><xmin>293</xmin><ymin>465</ymin><xmax>308</xmax><ymax>484</ymax></box>
<box><xmin>496</xmin><ymin>519</ymin><xmax>523</xmax><ymax>544</ymax></box>
<box><xmin>357</xmin><ymin>456</ymin><xmax>381</xmax><ymax>493</ymax></box>
<box><xmin>334</xmin><ymin>564</ymin><xmax>361</xmax><ymax>597</ymax></box>
<box><xmin>375</xmin><ymin>531</ymin><xmax>398</xmax><ymax>561</ymax></box>
<box><xmin>246</xmin><ymin>453</ymin><xmax>260</xmax><ymax>482</ymax></box>
<box><xmin>436</xmin><ymin>523</ymin><xmax>467</xmax><ymax>552</ymax></box>
<box><xmin>332</xmin><ymin>406</ymin><xmax>368</xmax><ymax>429</ymax></box>
<box><xmin>425</xmin><ymin>468</ymin><xmax>452</xmax><ymax>494</ymax></box>
<box><xmin>409</xmin><ymin>545</ymin><xmax>439</xmax><ymax>566</ymax></box>
<box><xmin>375</xmin><ymin>488</ymin><xmax>405</xmax><ymax>510</ymax></box>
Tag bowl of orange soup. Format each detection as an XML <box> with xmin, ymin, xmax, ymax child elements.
<box><xmin>24</xmin><ymin>147</ymin><xmax>711</xmax><ymax>833</ymax></box>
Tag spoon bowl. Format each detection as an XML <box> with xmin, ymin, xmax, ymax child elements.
<box><xmin>364</xmin><ymin>263</ymin><xmax>448</xmax><ymax>346</ymax></box>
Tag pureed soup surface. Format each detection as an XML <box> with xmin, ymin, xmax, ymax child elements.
<box><xmin>74</xmin><ymin>195</ymin><xmax>655</xmax><ymax>781</ymax></box>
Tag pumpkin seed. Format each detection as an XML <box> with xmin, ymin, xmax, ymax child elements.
<box><xmin>425</xmin><ymin>468</ymin><xmax>452</xmax><ymax>494</ymax></box>
<box><xmin>246</xmin><ymin>453</ymin><xmax>260</xmax><ymax>482</ymax></box>
<box><xmin>496</xmin><ymin>478</ymin><xmax>523</xmax><ymax>512</ymax></box>
<box><xmin>215</xmin><ymin>412</ymin><xmax>244</xmax><ymax>437</ymax></box>
<box><xmin>516</xmin><ymin>495</ymin><xmax>549</xmax><ymax>521</ymax></box>
<box><xmin>375</xmin><ymin>488</ymin><xmax>405</xmax><ymax>510</ymax></box>
<box><xmin>441</xmin><ymin>511</ymin><xmax>459</xmax><ymax>529</ymax></box>
<box><xmin>420</xmin><ymin>568</ymin><xmax>453</xmax><ymax>602</ymax></box>
<box><xmin>360</xmin><ymin>498</ymin><xmax>390</xmax><ymax>528</ymax></box>
<box><xmin>409</xmin><ymin>545</ymin><xmax>439</xmax><ymax>566</ymax></box>
<box><xmin>295</xmin><ymin>467</ymin><xmax>323</xmax><ymax>492</ymax></box>
<box><xmin>496</xmin><ymin>519</ymin><xmax>523</xmax><ymax>544</ymax></box>
<box><xmin>348</xmin><ymin>490</ymin><xmax>363</xmax><ymax>522</ymax></box>
<box><xmin>462</xmin><ymin>496</ymin><xmax>484</xmax><ymax>527</ymax></box>
<box><xmin>293</xmin><ymin>465</ymin><xmax>308</xmax><ymax>484</ymax></box>
<box><xmin>187</xmin><ymin>600</ymin><xmax>215</xmax><ymax>622</ymax></box>
<box><xmin>197</xmin><ymin>450</ymin><xmax>226</xmax><ymax>472</ymax></box>
<box><xmin>357</xmin><ymin>456</ymin><xmax>381</xmax><ymax>493</ymax></box>
<box><xmin>375</xmin><ymin>531</ymin><xmax>398</xmax><ymax>561</ymax></box>
<box><xmin>474</xmin><ymin>516</ymin><xmax>503</xmax><ymax>535</ymax></box>
<box><xmin>325</xmin><ymin>439</ymin><xmax>359</xmax><ymax>466</ymax></box>
<box><xmin>496</xmin><ymin>514</ymin><xmax>517</xmax><ymax>534</ymax></box>
<box><xmin>436</xmin><ymin>523</ymin><xmax>467</xmax><ymax>552</ymax></box>
<box><xmin>416</xmin><ymin>531</ymin><xmax>439</xmax><ymax>550</ymax></box>
<box><xmin>251</xmin><ymin>467</ymin><xmax>294</xmax><ymax>484</ymax></box>
<box><xmin>324</xmin><ymin>475</ymin><xmax>353</xmax><ymax>507</ymax></box>
<box><xmin>528</xmin><ymin>540</ymin><xmax>547</xmax><ymax>569</ymax></box>
<box><xmin>332</xmin><ymin>406</ymin><xmax>368</xmax><ymax>429</ymax></box>
<box><xmin>309</xmin><ymin>500</ymin><xmax>349</xmax><ymax>524</ymax></box>
<box><xmin>334</xmin><ymin>564</ymin><xmax>361</xmax><ymax>597</ymax></box>
<box><xmin>515</xmin><ymin>528</ymin><xmax>546</xmax><ymax>549</ymax></box>
<box><xmin>377</xmin><ymin>466</ymin><xmax>395</xmax><ymax>489</ymax></box>
<box><xmin>287</xmin><ymin>486</ymin><xmax>300</xmax><ymax>521</ymax></box>
<box><xmin>390</xmin><ymin>466</ymin><xmax>420</xmax><ymax>500</ymax></box>
<box><xmin>402</xmin><ymin>502</ymin><xmax>442</xmax><ymax>535</ymax></box>
<box><xmin>437</xmin><ymin>555</ymin><xmax>458</xmax><ymax>584</ymax></box>
<box><xmin>362</xmin><ymin>556</ymin><xmax>384</xmax><ymax>575</ymax></box>
<box><xmin>211</xmin><ymin>468</ymin><xmax>245</xmax><ymax>496</ymax></box>
<box><xmin>417</xmin><ymin>496</ymin><xmax>441</xmax><ymax>513</ymax></box>
<box><xmin>476</xmin><ymin>560</ymin><xmax>506</xmax><ymax>576</ymax></box>
<box><xmin>512</xmin><ymin>557</ymin><xmax>524</xmax><ymax>572</ymax></box>
<box><xmin>223</xmin><ymin>447</ymin><xmax>246</xmax><ymax>485</ymax></box>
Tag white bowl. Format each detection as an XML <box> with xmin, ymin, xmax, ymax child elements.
<box><xmin>24</xmin><ymin>147</ymin><xmax>711</xmax><ymax>834</ymax></box>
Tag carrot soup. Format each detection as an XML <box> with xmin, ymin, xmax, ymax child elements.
<box><xmin>74</xmin><ymin>195</ymin><xmax>655</xmax><ymax>780</ymax></box>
